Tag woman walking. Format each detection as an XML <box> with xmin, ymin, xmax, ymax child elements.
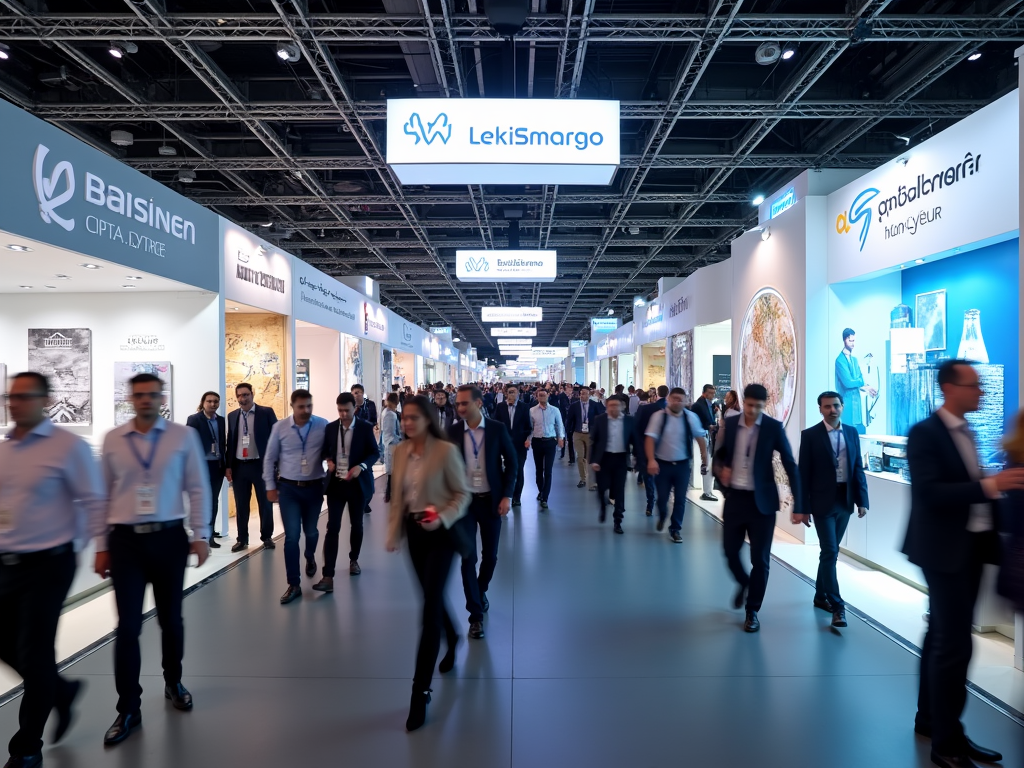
<box><xmin>386</xmin><ymin>396</ymin><xmax>471</xmax><ymax>731</ymax></box>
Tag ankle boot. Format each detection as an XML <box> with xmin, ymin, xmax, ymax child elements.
<box><xmin>406</xmin><ymin>688</ymin><xmax>431</xmax><ymax>731</ymax></box>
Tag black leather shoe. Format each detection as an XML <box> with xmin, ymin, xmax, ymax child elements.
<box><xmin>439</xmin><ymin>637</ymin><xmax>459</xmax><ymax>673</ymax></box>
<box><xmin>733</xmin><ymin>585</ymin><xmax>747</xmax><ymax>610</ymax></box>
<box><xmin>669</xmin><ymin>532</ymin><xmax>683</xmax><ymax>543</ymax></box>
<box><xmin>481</xmin><ymin>593</ymin><xmax>489</xmax><ymax>612</ymax></box>
<box><xmin>164</xmin><ymin>682</ymin><xmax>193</xmax><ymax>711</ymax></box>
<box><xmin>599</xmin><ymin>507</ymin><xmax>606</xmax><ymax>523</ymax></box>
<box><xmin>540</xmin><ymin>501</ymin><xmax>548</xmax><ymax>509</ymax></box>
<box><xmin>209</xmin><ymin>538</ymin><xmax>221</xmax><ymax>549</ymax></box>
<box><xmin>700</xmin><ymin>493</ymin><xmax>719</xmax><ymax>501</ymax></box>
<box><xmin>312</xmin><ymin>577</ymin><xmax>334</xmax><ymax>593</ymax></box>
<box><xmin>931</xmin><ymin>753</ymin><xmax>980</xmax><ymax>768</ymax></box>
<box><xmin>103</xmin><ymin>712</ymin><xmax>142</xmax><ymax>746</ymax></box>
<box><xmin>469</xmin><ymin>621</ymin><xmax>485</xmax><ymax>639</ymax></box>
<box><xmin>512</xmin><ymin>499</ymin><xmax>522</xmax><ymax>506</ymax></box>
<box><xmin>305</xmin><ymin>558</ymin><xmax>317</xmax><ymax>577</ymax></box>
<box><xmin>645</xmin><ymin>507</ymin><xmax>653</xmax><ymax>517</ymax></box>
<box><xmin>262</xmin><ymin>538</ymin><xmax>276</xmax><ymax>550</ymax></box>
<box><xmin>577</xmin><ymin>481</ymin><xmax>586</xmax><ymax>488</ymax></box>
<box><xmin>406</xmin><ymin>689</ymin><xmax>431</xmax><ymax>732</ymax></box>
<box><xmin>536</xmin><ymin>493</ymin><xmax>543</xmax><ymax>501</ymax></box>
<box><xmin>655</xmin><ymin>517</ymin><xmax>666</xmax><ymax>532</ymax></box>
<box><xmin>53</xmin><ymin>678</ymin><xmax>83</xmax><ymax>743</ymax></box>
<box><xmin>4</xmin><ymin>755</ymin><xmax>42</xmax><ymax>768</ymax></box>
<box><xmin>831</xmin><ymin>610</ymin><xmax>848</xmax><ymax>628</ymax></box>
<box><xmin>231</xmin><ymin>541</ymin><xmax>248</xmax><ymax>553</ymax></box>
<box><xmin>813</xmin><ymin>596</ymin><xmax>834</xmax><ymax>612</ymax></box>
<box><xmin>743</xmin><ymin>610</ymin><xmax>760</xmax><ymax>633</ymax></box>
<box><xmin>916</xmin><ymin>727</ymin><xmax>1003</xmax><ymax>764</ymax></box>
<box><xmin>280</xmin><ymin>585</ymin><xmax>302</xmax><ymax>604</ymax></box>
<box><xmin>613</xmin><ymin>523</ymin><xmax>624</xmax><ymax>535</ymax></box>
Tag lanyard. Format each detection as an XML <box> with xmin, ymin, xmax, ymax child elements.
<box><xmin>743</xmin><ymin>424</ymin><xmax>758</xmax><ymax>459</ymax></box>
<box><xmin>467</xmin><ymin>427</ymin><xmax>482</xmax><ymax>467</ymax></box>
<box><xmin>394</xmin><ymin>412</ymin><xmax>401</xmax><ymax>438</ymax></box>
<box><xmin>293</xmin><ymin>421</ymin><xmax>312</xmax><ymax>458</ymax></box>
<box><xmin>127</xmin><ymin>427</ymin><xmax>163</xmax><ymax>475</ymax></box>
<box><xmin>339</xmin><ymin>425</ymin><xmax>348</xmax><ymax>458</ymax></box>
<box><xmin>830</xmin><ymin>428</ymin><xmax>841</xmax><ymax>460</ymax></box>
<box><xmin>242</xmin><ymin>409</ymin><xmax>251</xmax><ymax>436</ymax></box>
<box><xmin>582</xmin><ymin>403</ymin><xmax>589</xmax><ymax>424</ymax></box>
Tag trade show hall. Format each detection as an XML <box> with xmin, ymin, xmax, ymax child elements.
<box><xmin>1</xmin><ymin>462</ymin><xmax>1020</xmax><ymax>768</ymax></box>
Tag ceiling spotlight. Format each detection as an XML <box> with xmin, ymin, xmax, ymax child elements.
<box><xmin>754</xmin><ymin>41</ymin><xmax>782</xmax><ymax>65</ymax></box>
<box><xmin>44</xmin><ymin>285</ymin><xmax>56</xmax><ymax>289</ymax></box>
<box><xmin>453</xmin><ymin>337</ymin><xmax>461</xmax><ymax>342</ymax></box>
<box><xmin>751</xmin><ymin>194</ymin><xmax>765</xmax><ymax>206</ymax></box>
<box><xmin>0</xmin><ymin>43</ymin><xmax>10</xmax><ymax>61</ymax></box>
<box><xmin>110</xmin><ymin>129</ymin><xmax>134</xmax><ymax>147</ymax></box>
<box><xmin>231</xmin><ymin>306</ymin><xmax>239</xmax><ymax>311</ymax></box>
<box><xmin>258</xmin><ymin>221</ymin><xmax>274</xmax><ymax>228</ymax></box>
<box><xmin>760</xmin><ymin>226</ymin><xmax>771</xmax><ymax>242</ymax></box>
<box><xmin>6</xmin><ymin>244</ymin><xmax>32</xmax><ymax>252</ymax></box>
<box><xmin>80</xmin><ymin>263</ymin><xmax>102</xmax><ymax>270</ymax></box>
<box><xmin>628</xmin><ymin>226</ymin><xmax>640</xmax><ymax>235</ymax></box>
<box><xmin>124</xmin><ymin>275</ymin><xmax>143</xmax><ymax>280</ymax></box>
<box><xmin>781</xmin><ymin>48</ymin><xmax>796</xmax><ymax>60</ymax></box>
<box><xmin>606</xmin><ymin>309</ymin><xmax>614</xmax><ymax>316</ymax></box>
<box><xmin>915</xmin><ymin>258</ymin><xmax>925</xmax><ymax>264</ymax></box>
<box><xmin>157</xmin><ymin>144</ymin><xmax>177</xmax><ymax>156</ymax></box>
<box><xmin>108</xmin><ymin>41</ymin><xmax>138</xmax><ymax>59</ymax></box>
<box><xmin>275</xmin><ymin>42</ymin><xmax>301</xmax><ymax>63</ymax></box>
<box><xmin>177</xmin><ymin>169</ymin><xmax>196</xmax><ymax>183</ymax></box>
<box><xmin>121</xmin><ymin>284</ymin><xmax>137</xmax><ymax>289</ymax></box>
<box><xmin>967</xmin><ymin>51</ymin><xmax>982</xmax><ymax>62</ymax></box>
<box><xmin>19</xmin><ymin>285</ymin><xmax>31</xmax><ymax>289</ymax></box>
<box><xmin>895</xmin><ymin>135</ymin><xmax>911</xmax><ymax>146</ymax></box>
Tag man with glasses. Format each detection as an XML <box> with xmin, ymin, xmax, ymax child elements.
<box><xmin>96</xmin><ymin>373</ymin><xmax>211</xmax><ymax>746</ymax></box>
<box><xmin>0</xmin><ymin>373</ymin><xmax>106</xmax><ymax>768</ymax></box>
<box><xmin>226</xmin><ymin>383</ymin><xmax>278</xmax><ymax>552</ymax></box>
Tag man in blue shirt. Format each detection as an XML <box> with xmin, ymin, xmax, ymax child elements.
<box><xmin>263</xmin><ymin>389</ymin><xmax>329</xmax><ymax>605</ymax></box>
<box><xmin>834</xmin><ymin>328</ymin><xmax>875</xmax><ymax>434</ymax></box>
<box><xmin>526</xmin><ymin>389</ymin><xmax>566</xmax><ymax>509</ymax></box>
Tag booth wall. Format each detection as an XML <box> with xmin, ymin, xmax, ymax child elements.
<box><xmin>693</xmin><ymin>322</ymin><xmax>732</xmax><ymax>399</ymax></box>
<box><xmin>295</xmin><ymin>324</ymin><xmax>341</xmax><ymax>417</ymax></box>
<box><xmin>225</xmin><ymin>313</ymin><xmax>287</xmax><ymax>418</ymax></box>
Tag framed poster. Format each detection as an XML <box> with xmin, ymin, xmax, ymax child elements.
<box><xmin>114</xmin><ymin>362</ymin><xmax>172</xmax><ymax>426</ymax></box>
<box><xmin>295</xmin><ymin>359</ymin><xmax>310</xmax><ymax>392</ymax></box>
<box><xmin>27</xmin><ymin>329</ymin><xmax>92</xmax><ymax>425</ymax></box>
<box><xmin>713</xmin><ymin>355</ymin><xmax>732</xmax><ymax>400</ymax></box>
<box><xmin>915</xmin><ymin>289</ymin><xmax>947</xmax><ymax>352</ymax></box>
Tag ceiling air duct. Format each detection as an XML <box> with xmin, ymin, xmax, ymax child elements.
<box><xmin>485</xmin><ymin>0</ymin><xmax>529</xmax><ymax>36</ymax></box>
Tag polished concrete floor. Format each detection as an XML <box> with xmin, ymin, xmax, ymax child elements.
<box><xmin>3</xmin><ymin>457</ymin><xmax>1023</xmax><ymax>768</ymax></box>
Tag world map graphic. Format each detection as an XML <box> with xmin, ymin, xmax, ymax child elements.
<box><xmin>738</xmin><ymin>287</ymin><xmax>797</xmax><ymax>426</ymax></box>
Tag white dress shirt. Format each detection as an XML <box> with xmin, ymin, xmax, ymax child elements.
<box><xmin>529</xmin><ymin>404</ymin><xmax>565</xmax><ymax>440</ymax></box>
<box><xmin>462</xmin><ymin>419</ymin><xmax>490</xmax><ymax>493</ymax></box>
<box><xmin>935</xmin><ymin>407</ymin><xmax>998</xmax><ymax>532</ymax></box>
<box><xmin>99</xmin><ymin>417</ymin><xmax>210</xmax><ymax>551</ymax></box>
<box><xmin>646</xmin><ymin>408</ymin><xmax>706</xmax><ymax>462</ymax></box>
<box><xmin>0</xmin><ymin>419</ymin><xmax>106</xmax><ymax>553</ymax></box>
<box><xmin>824</xmin><ymin>421</ymin><xmax>848</xmax><ymax>483</ymax></box>
<box><xmin>606</xmin><ymin>414</ymin><xmax>626</xmax><ymax>453</ymax></box>
<box><xmin>235</xmin><ymin>406</ymin><xmax>259</xmax><ymax>460</ymax></box>
<box><xmin>730</xmin><ymin>413</ymin><xmax>763</xmax><ymax>491</ymax></box>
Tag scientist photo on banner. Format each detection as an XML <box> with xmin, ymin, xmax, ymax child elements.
<box><xmin>835</xmin><ymin>327</ymin><xmax>879</xmax><ymax>434</ymax></box>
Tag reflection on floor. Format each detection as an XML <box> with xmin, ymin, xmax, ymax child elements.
<box><xmin>0</xmin><ymin>460</ymin><xmax>1021</xmax><ymax>767</ymax></box>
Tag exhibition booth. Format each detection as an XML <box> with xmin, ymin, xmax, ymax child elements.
<box><xmin>594</xmin><ymin>321</ymin><xmax>635</xmax><ymax>393</ymax></box>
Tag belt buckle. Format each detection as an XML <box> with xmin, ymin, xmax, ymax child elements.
<box><xmin>1</xmin><ymin>553</ymin><xmax>21</xmax><ymax>566</ymax></box>
<box><xmin>135</xmin><ymin>523</ymin><xmax>157</xmax><ymax>534</ymax></box>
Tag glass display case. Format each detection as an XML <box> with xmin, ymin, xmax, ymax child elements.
<box><xmin>862</xmin><ymin>434</ymin><xmax>910</xmax><ymax>484</ymax></box>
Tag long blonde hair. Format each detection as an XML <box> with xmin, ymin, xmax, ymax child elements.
<box><xmin>1004</xmin><ymin>410</ymin><xmax>1024</xmax><ymax>465</ymax></box>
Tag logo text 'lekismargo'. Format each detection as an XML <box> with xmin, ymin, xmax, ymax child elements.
<box><xmin>405</xmin><ymin>113</ymin><xmax>605</xmax><ymax>152</ymax></box>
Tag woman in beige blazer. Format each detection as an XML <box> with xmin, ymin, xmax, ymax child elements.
<box><xmin>386</xmin><ymin>395</ymin><xmax>470</xmax><ymax>732</ymax></box>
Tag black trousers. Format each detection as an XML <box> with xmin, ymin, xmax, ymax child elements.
<box><xmin>917</xmin><ymin>533</ymin><xmax>989</xmax><ymax>755</ymax></box>
<box><xmin>460</xmin><ymin>493</ymin><xmax>502</xmax><ymax>623</ymax></box>
<box><xmin>405</xmin><ymin>517</ymin><xmax>458</xmax><ymax>691</ymax></box>
<box><xmin>323</xmin><ymin>480</ymin><xmax>365</xmax><ymax>575</ymax></box>
<box><xmin>567</xmin><ymin>434</ymin><xmax>576</xmax><ymax>464</ymax></box>
<box><xmin>205</xmin><ymin>459</ymin><xmax>225</xmax><ymax>537</ymax></box>
<box><xmin>812</xmin><ymin>488</ymin><xmax>854</xmax><ymax>608</ymax></box>
<box><xmin>512</xmin><ymin>445</ymin><xmax>529</xmax><ymax>502</ymax></box>
<box><xmin>598</xmin><ymin>452</ymin><xmax>628</xmax><ymax>523</ymax></box>
<box><xmin>722</xmin><ymin>490</ymin><xmax>776</xmax><ymax>612</ymax></box>
<box><xmin>232</xmin><ymin>460</ymin><xmax>274</xmax><ymax>544</ymax></box>
<box><xmin>0</xmin><ymin>547</ymin><xmax>76</xmax><ymax>758</ymax></box>
<box><xmin>109</xmin><ymin>523</ymin><xmax>189</xmax><ymax>715</ymax></box>
<box><xmin>532</xmin><ymin>438</ymin><xmax>557</xmax><ymax>501</ymax></box>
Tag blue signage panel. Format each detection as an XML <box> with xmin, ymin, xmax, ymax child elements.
<box><xmin>769</xmin><ymin>187</ymin><xmax>796</xmax><ymax>219</ymax></box>
<box><xmin>0</xmin><ymin>98</ymin><xmax>219</xmax><ymax>291</ymax></box>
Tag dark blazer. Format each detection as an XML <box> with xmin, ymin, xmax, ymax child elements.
<box><xmin>634</xmin><ymin>398</ymin><xmax>667</xmax><ymax>445</ymax></box>
<box><xmin>494</xmin><ymin>399</ymin><xmax>532</xmax><ymax>449</ymax></box>
<box><xmin>432</xmin><ymin>402</ymin><xmax>456</xmax><ymax>431</ymax></box>
<box><xmin>354</xmin><ymin>399</ymin><xmax>378</xmax><ymax>426</ymax></box>
<box><xmin>690</xmin><ymin>397</ymin><xmax>716</xmax><ymax>431</ymax></box>
<box><xmin>552</xmin><ymin>392</ymin><xmax>570</xmax><ymax>420</ymax></box>
<box><xmin>902</xmin><ymin>412</ymin><xmax>1000</xmax><ymax>573</ymax></box>
<box><xmin>226</xmin><ymin>404</ymin><xmax>278</xmax><ymax>470</ymax></box>
<box><xmin>718</xmin><ymin>414</ymin><xmax>801</xmax><ymax>517</ymax></box>
<box><xmin>798</xmin><ymin>421</ymin><xmax>869</xmax><ymax>518</ymax></box>
<box><xmin>589</xmin><ymin>413</ymin><xmax>638</xmax><ymax>467</ymax></box>
<box><xmin>565</xmin><ymin>399</ymin><xmax>605</xmax><ymax>435</ymax></box>
<box><xmin>321</xmin><ymin>417</ymin><xmax>380</xmax><ymax>500</ymax></box>
<box><xmin>186</xmin><ymin>412</ymin><xmax>227</xmax><ymax>469</ymax></box>
<box><xmin>446</xmin><ymin>417</ymin><xmax>518</xmax><ymax>514</ymax></box>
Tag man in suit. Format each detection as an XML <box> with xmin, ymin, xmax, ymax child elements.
<box><xmin>834</xmin><ymin>328</ymin><xmax>876</xmax><ymax>434</ymax></box>
<box><xmin>903</xmin><ymin>360</ymin><xmax>1024</xmax><ymax>768</ymax></box>
<box><xmin>552</xmin><ymin>385</ymin><xmax>571</xmax><ymax>459</ymax></box>
<box><xmin>449</xmin><ymin>386</ymin><xmax>517</xmax><ymax>639</ymax></box>
<box><xmin>494</xmin><ymin>384</ymin><xmax>532</xmax><ymax>506</ymax></box>
<box><xmin>567</xmin><ymin>387</ymin><xmax>581</xmax><ymax>465</ymax></box>
<box><xmin>432</xmin><ymin>389</ymin><xmax>456</xmax><ymax>431</ymax></box>
<box><xmin>646</xmin><ymin>388</ymin><xmax>708</xmax><ymax>543</ymax></box>
<box><xmin>796</xmin><ymin>391</ymin><xmax>869</xmax><ymax>628</ymax></box>
<box><xmin>315</xmin><ymin>392</ymin><xmax>380</xmax><ymax>589</ymax></box>
<box><xmin>691</xmin><ymin>384</ymin><xmax>720</xmax><ymax>502</ymax></box>
<box><xmin>186</xmin><ymin>392</ymin><xmax>227</xmax><ymax>549</ymax></box>
<box><xmin>226</xmin><ymin>383</ymin><xmax>278</xmax><ymax>552</ymax></box>
<box><xmin>565</xmin><ymin>386</ymin><xmax>605</xmax><ymax>490</ymax></box>
<box><xmin>716</xmin><ymin>383</ymin><xmax>800</xmax><ymax>633</ymax></box>
<box><xmin>589</xmin><ymin>396</ymin><xmax>637</xmax><ymax>534</ymax></box>
<box><xmin>351</xmin><ymin>384</ymin><xmax>379</xmax><ymax>514</ymax></box>
<box><xmin>634</xmin><ymin>385</ymin><xmax>669</xmax><ymax>515</ymax></box>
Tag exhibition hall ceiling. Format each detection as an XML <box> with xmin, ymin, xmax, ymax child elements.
<box><xmin>0</xmin><ymin>0</ymin><xmax>1020</xmax><ymax>357</ymax></box>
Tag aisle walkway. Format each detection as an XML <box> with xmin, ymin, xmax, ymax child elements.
<box><xmin>2</xmin><ymin>458</ymin><xmax>1022</xmax><ymax>767</ymax></box>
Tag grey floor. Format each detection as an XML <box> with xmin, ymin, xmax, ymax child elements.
<box><xmin>3</xmin><ymin>457</ymin><xmax>1023</xmax><ymax>768</ymax></box>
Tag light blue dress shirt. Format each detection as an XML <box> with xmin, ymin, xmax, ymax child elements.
<box><xmin>825</xmin><ymin>421</ymin><xmax>847</xmax><ymax>483</ymax></box>
<box><xmin>263</xmin><ymin>415</ymin><xmax>329</xmax><ymax>489</ymax></box>
<box><xmin>646</xmin><ymin>408</ymin><xmax>706</xmax><ymax>462</ymax></box>
<box><xmin>606</xmin><ymin>414</ymin><xmax>626</xmax><ymax>453</ymax></box>
<box><xmin>0</xmin><ymin>419</ymin><xmax>107</xmax><ymax>553</ymax></box>
<box><xmin>529</xmin><ymin>404</ymin><xmax>565</xmax><ymax>440</ymax></box>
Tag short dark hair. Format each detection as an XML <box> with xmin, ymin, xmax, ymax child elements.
<box><xmin>197</xmin><ymin>391</ymin><xmax>220</xmax><ymax>412</ymax></box>
<box><xmin>506</xmin><ymin>384</ymin><xmax>519</xmax><ymax>392</ymax></box>
<box><xmin>669</xmin><ymin>387</ymin><xmax>686</xmax><ymax>398</ymax></box>
<box><xmin>235</xmin><ymin>382</ymin><xmax>253</xmax><ymax>395</ymax></box>
<box><xmin>351</xmin><ymin>383</ymin><xmax>365</xmax><ymax>393</ymax></box>
<box><xmin>657</xmin><ymin>385</ymin><xmax>669</xmax><ymax>398</ymax></box>
<box><xmin>130</xmin><ymin>373</ymin><xmax>164</xmax><ymax>389</ymax></box>
<box><xmin>386</xmin><ymin>393</ymin><xmax>399</xmax><ymax>405</ymax></box>
<box><xmin>638</xmin><ymin>390</ymin><xmax>649</xmax><ymax>402</ymax></box>
<box><xmin>290</xmin><ymin>388</ymin><xmax>312</xmax><ymax>404</ymax></box>
<box><xmin>11</xmin><ymin>371</ymin><xmax>50</xmax><ymax>395</ymax></box>
<box><xmin>743</xmin><ymin>383</ymin><xmax>768</xmax><ymax>402</ymax></box>
<box><xmin>457</xmin><ymin>385</ymin><xmax>483</xmax><ymax>402</ymax></box>
<box><xmin>614</xmin><ymin>384</ymin><xmax>624</xmax><ymax>393</ymax></box>
<box><xmin>702</xmin><ymin>384</ymin><xmax>715</xmax><ymax>394</ymax></box>
<box><xmin>842</xmin><ymin>328</ymin><xmax>856</xmax><ymax>341</ymax></box>
<box><xmin>817</xmin><ymin>390</ymin><xmax>844</xmax><ymax>406</ymax></box>
<box><xmin>937</xmin><ymin>359</ymin><xmax>975</xmax><ymax>388</ymax></box>
<box><xmin>391</xmin><ymin>384</ymin><xmax>400</xmax><ymax>392</ymax></box>
<box><xmin>336</xmin><ymin>392</ymin><xmax>356</xmax><ymax>406</ymax></box>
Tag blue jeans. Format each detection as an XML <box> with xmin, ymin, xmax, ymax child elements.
<box><xmin>655</xmin><ymin>459</ymin><xmax>690</xmax><ymax>534</ymax></box>
<box><xmin>278</xmin><ymin>483</ymin><xmax>324</xmax><ymax>586</ymax></box>
<box><xmin>813</xmin><ymin>503</ymin><xmax>853</xmax><ymax>608</ymax></box>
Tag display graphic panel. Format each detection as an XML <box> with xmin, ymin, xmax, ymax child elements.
<box><xmin>295</xmin><ymin>359</ymin><xmax>310</xmax><ymax>392</ymax></box>
<box><xmin>915</xmin><ymin>290</ymin><xmax>947</xmax><ymax>352</ymax></box>
<box><xmin>28</xmin><ymin>328</ymin><xmax>91</xmax><ymax>425</ymax></box>
<box><xmin>114</xmin><ymin>361</ymin><xmax>172</xmax><ymax>426</ymax></box>
<box><xmin>667</xmin><ymin>332</ymin><xmax>693</xmax><ymax>401</ymax></box>
<box><xmin>737</xmin><ymin>288</ymin><xmax>798</xmax><ymax>425</ymax></box>
<box><xmin>344</xmin><ymin>336</ymin><xmax>363</xmax><ymax>393</ymax></box>
<box><xmin>225</xmin><ymin>314</ymin><xmax>285</xmax><ymax>418</ymax></box>
<box><xmin>713</xmin><ymin>355</ymin><xmax>732</xmax><ymax>401</ymax></box>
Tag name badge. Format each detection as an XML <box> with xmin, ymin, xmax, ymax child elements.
<box><xmin>581</xmin><ymin>423</ymin><xmax>589</xmax><ymax>433</ymax></box>
<box><xmin>301</xmin><ymin>457</ymin><xmax>311</xmax><ymax>476</ymax></box>
<box><xmin>0</xmin><ymin>507</ymin><xmax>14</xmax><ymax>533</ymax></box>
<box><xmin>336</xmin><ymin>457</ymin><xmax>350</xmax><ymax>477</ymax></box>
<box><xmin>472</xmin><ymin>468</ymin><xmax>484</xmax><ymax>488</ymax></box>
<box><xmin>241</xmin><ymin>435</ymin><xmax>251</xmax><ymax>459</ymax></box>
<box><xmin>210</xmin><ymin>442</ymin><xmax>218</xmax><ymax>456</ymax></box>
<box><xmin>137</xmin><ymin>485</ymin><xmax>156</xmax><ymax>516</ymax></box>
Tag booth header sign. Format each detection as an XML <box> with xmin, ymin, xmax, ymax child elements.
<box><xmin>456</xmin><ymin>250</ymin><xmax>556</xmax><ymax>283</ymax></box>
<box><xmin>0</xmin><ymin>98</ymin><xmax>218</xmax><ymax>291</ymax></box>
<box><xmin>482</xmin><ymin>306</ymin><xmax>542</xmax><ymax>322</ymax></box>
<box><xmin>222</xmin><ymin>221</ymin><xmax>292</xmax><ymax>315</ymax></box>
<box><xmin>769</xmin><ymin>187</ymin><xmax>796</xmax><ymax>219</ymax></box>
<box><xmin>386</xmin><ymin>98</ymin><xmax>620</xmax><ymax>185</ymax></box>
<box><xmin>590</xmin><ymin>317</ymin><xmax>620</xmax><ymax>335</ymax></box>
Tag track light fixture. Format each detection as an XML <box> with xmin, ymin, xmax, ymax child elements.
<box><xmin>275</xmin><ymin>42</ymin><xmax>300</xmax><ymax>63</ymax></box>
<box><xmin>0</xmin><ymin>43</ymin><xmax>10</xmax><ymax>61</ymax></box>
<box><xmin>108</xmin><ymin>41</ymin><xmax>138</xmax><ymax>59</ymax></box>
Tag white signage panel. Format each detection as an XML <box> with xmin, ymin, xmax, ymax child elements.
<box><xmin>635</xmin><ymin>300</ymin><xmax>665</xmax><ymax>345</ymax></box>
<box><xmin>292</xmin><ymin>258</ymin><xmax>362</xmax><ymax>336</ymax></box>
<box><xmin>429</xmin><ymin>325</ymin><xmax>452</xmax><ymax>337</ymax></box>
<box><xmin>491</xmin><ymin>326</ymin><xmax>537</xmax><ymax>337</ymax></box>
<box><xmin>529</xmin><ymin>346</ymin><xmax>569</xmax><ymax>359</ymax></box>
<box><xmin>386</xmin><ymin>98</ymin><xmax>620</xmax><ymax>185</ymax></box>
<box><xmin>222</xmin><ymin>220</ymin><xmax>292</xmax><ymax>315</ymax></box>
<box><xmin>482</xmin><ymin>306</ymin><xmax>543</xmax><ymax>322</ymax></box>
<box><xmin>590</xmin><ymin>316</ymin><xmax>620</xmax><ymax>335</ymax></box>
<box><xmin>456</xmin><ymin>250</ymin><xmax>556</xmax><ymax>283</ymax></box>
<box><xmin>827</xmin><ymin>90</ymin><xmax>1018</xmax><ymax>283</ymax></box>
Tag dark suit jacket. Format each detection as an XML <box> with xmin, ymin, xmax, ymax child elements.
<box><xmin>186</xmin><ymin>412</ymin><xmax>227</xmax><ymax>469</ymax></box>
<box><xmin>354</xmin><ymin>399</ymin><xmax>378</xmax><ymax>426</ymax></box>
<box><xmin>321</xmin><ymin>417</ymin><xmax>380</xmax><ymax>500</ymax></box>
<box><xmin>494</xmin><ymin>400</ymin><xmax>532</xmax><ymax>450</ymax></box>
<box><xmin>798</xmin><ymin>421</ymin><xmax>868</xmax><ymax>518</ymax></box>
<box><xmin>589</xmin><ymin>413</ymin><xmax>638</xmax><ymax>467</ymax></box>
<box><xmin>634</xmin><ymin>399</ymin><xmax>667</xmax><ymax>446</ymax></box>
<box><xmin>226</xmin><ymin>404</ymin><xmax>278</xmax><ymax>470</ymax></box>
<box><xmin>446</xmin><ymin>417</ymin><xmax>518</xmax><ymax>514</ymax></box>
<box><xmin>565</xmin><ymin>399</ymin><xmax>605</xmax><ymax>435</ymax></box>
<box><xmin>718</xmin><ymin>414</ymin><xmax>801</xmax><ymax>517</ymax></box>
<box><xmin>432</xmin><ymin>403</ymin><xmax>456</xmax><ymax>431</ymax></box>
<box><xmin>902</xmin><ymin>412</ymin><xmax>999</xmax><ymax>573</ymax></box>
<box><xmin>690</xmin><ymin>397</ymin><xmax>716</xmax><ymax>431</ymax></box>
<box><xmin>552</xmin><ymin>392</ymin><xmax>570</xmax><ymax>420</ymax></box>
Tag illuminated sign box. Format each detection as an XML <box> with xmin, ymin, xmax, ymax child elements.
<box><xmin>429</xmin><ymin>325</ymin><xmax>452</xmax><ymax>336</ymax></box>
<box><xmin>482</xmin><ymin>306</ymin><xmax>542</xmax><ymax>322</ymax></box>
<box><xmin>769</xmin><ymin>187</ymin><xmax>796</xmax><ymax>219</ymax></box>
<box><xmin>491</xmin><ymin>326</ymin><xmax>537</xmax><ymax>337</ymax></box>
<box><xmin>386</xmin><ymin>98</ymin><xmax>620</xmax><ymax>185</ymax></box>
<box><xmin>456</xmin><ymin>250</ymin><xmax>556</xmax><ymax>283</ymax></box>
<box><xmin>590</xmin><ymin>317</ymin><xmax>620</xmax><ymax>335</ymax></box>
<box><xmin>530</xmin><ymin>347</ymin><xmax>569</xmax><ymax>358</ymax></box>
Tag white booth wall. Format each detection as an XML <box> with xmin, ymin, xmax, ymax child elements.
<box><xmin>294</xmin><ymin>321</ymin><xmax>342</xmax><ymax>414</ymax></box>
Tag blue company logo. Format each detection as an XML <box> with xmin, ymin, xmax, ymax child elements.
<box><xmin>464</xmin><ymin>256</ymin><xmax>489</xmax><ymax>273</ymax></box>
<box><xmin>835</xmin><ymin>187</ymin><xmax>880</xmax><ymax>252</ymax></box>
<box><xmin>403</xmin><ymin>113</ymin><xmax>451</xmax><ymax>145</ymax></box>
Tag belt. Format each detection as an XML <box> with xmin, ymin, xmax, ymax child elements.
<box><xmin>472</xmin><ymin>491</ymin><xmax>493</xmax><ymax>499</ymax></box>
<box><xmin>0</xmin><ymin>541</ymin><xmax>74</xmax><ymax>566</ymax></box>
<box><xmin>236</xmin><ymin>458</ymin><xmax>261</xmax><ymax>464</ymax></box>
<box><xmin>533</xmin><ymin>436</ymin><xmax>556</xmax><ymax>441</ymax></box>
<box><xmin>278</xmin><ymin>477</ymin><xmax>322</xmax><ymax>488</ymax></box>
<box><xmin>113</xmin><ymin>520</ymin><xmax>183</xmax><ymax>535</ymax></box>
<box><xmin>657</xmin><ymin>458</ymin><xmax>690</xmax><ymax>466</ymax></box>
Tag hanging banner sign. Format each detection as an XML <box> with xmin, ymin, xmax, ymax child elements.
<box><xmin>482</xmin><ymin>306</ymin><xmax>543</xmax><ymax>322</ymax></box>
<box><xmin>491</xmin><ymin>327</ymin><xmax>537</xmax><ymax>337</ymax></box>
<box><xmin>456</xmin><ymin>249</ymin><xmax>556</xmax><ymax>283</ymax></box>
